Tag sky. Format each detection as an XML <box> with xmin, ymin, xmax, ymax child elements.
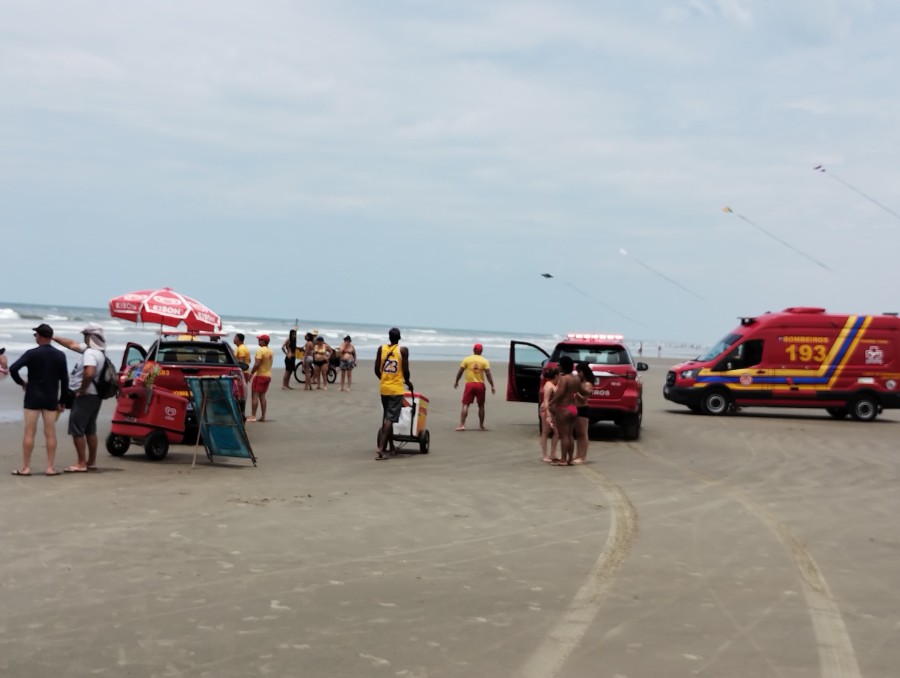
<box><xmin>2</xmin><ymin>1</ymin><xmax>899</xmax><ymax>345</ymax></box>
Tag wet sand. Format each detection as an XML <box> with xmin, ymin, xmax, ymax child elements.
<box><xmin>2</xmin><ymin>359</ymin><xmax>899</xmax><ymax>677</ymax></box>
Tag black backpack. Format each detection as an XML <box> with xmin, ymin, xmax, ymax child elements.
<box><xmin>94</xmin><ymin>355</ymin><xmax>120</xmax><ymax>400</ymax></box>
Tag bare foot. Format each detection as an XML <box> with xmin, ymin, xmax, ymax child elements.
<box><xmin>246</xmin><ymin>416</ymin><xmax>257</xmax><ymax>422</ymax></box>
<box><xmin>455</xmin><ymin>425</ymin><xmax>465</xmax><ymax>431</ymax></box>
<box><xmin>541</xmin><ymin>456</ymin><xmax>552</xmax><ymax>463</ymax></box>
<box><xmin>479</xmin><ymin>426</ymin><xmax>487</xmax><ymax>431</ymax></box>
<box><xmin>572</xmin><ymin>458</ymin><xmax>586</xmax><ymax>464</ymax></box>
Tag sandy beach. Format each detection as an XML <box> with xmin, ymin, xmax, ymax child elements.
<box><xmin>2</xmin><ymin>358</ymin><xmax>899</xmax><ymax>677</ymax></box>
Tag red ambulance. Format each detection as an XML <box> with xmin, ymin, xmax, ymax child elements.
<box><xmin>663</xmin><ymin>307</ymin><xmax>900</xmax><ymax>420</ymax></box>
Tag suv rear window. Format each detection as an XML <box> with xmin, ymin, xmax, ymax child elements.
<box><xmin>550</xmin><ymin>343</ymin><xmax>631</xmax><ymax>366</ymax></box>
<box><xmin>153</xmin><ymin>342</ymin><xmax>235</xmax><ymax>365</ymax></box>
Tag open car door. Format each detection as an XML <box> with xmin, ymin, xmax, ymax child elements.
<box><xmin>507</xmin><ymin>340</ymin><xmax>550</xmax><ymax>403</ymax></box>
<box><xmin>119</xmin><ymin>342</ymin><xmax>147</xmax><ymax>373</ymax></box>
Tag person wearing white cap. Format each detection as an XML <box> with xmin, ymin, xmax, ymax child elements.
<box><xmin>52</xmin><ymin>323</ymin><xmax>108</xmax><ymax>472</ymax></box>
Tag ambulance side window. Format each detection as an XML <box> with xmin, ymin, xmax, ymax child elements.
<box><xmin>714</xmin><ymin>339</ymin><xmax>763</xmax><ymax>371</ymax></box>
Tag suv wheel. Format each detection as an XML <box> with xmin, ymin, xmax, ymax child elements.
<box><xmin>621</xmin><ymin>401</ymin><xmax>642</xmax><ymax>440</ymax></box>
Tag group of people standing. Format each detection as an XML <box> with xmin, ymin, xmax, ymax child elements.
<box><xmin>539</xmin><ymin>356</ymin><xmax>596</xmax><ymax>466</ymax></box>
<box><xmin>232</xmin><ymin>330</ymin><xmax>359</xmax><ymax>424</ymax></box>
<box><xmin>279</xmin><ymin>331</ymin><xmax>358</xmax><ymax>393</ymax></box>
<box><xmin>7</xmin><ymin>323</ymin><xmax>110</xmax><ymax>476</ymax></box>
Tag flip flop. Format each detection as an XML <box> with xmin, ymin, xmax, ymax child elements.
<box><xmin>45</xmin><ymin>470</ymin><xmax>62</xmax><ymax>476</ymax></box>
<box><xmin>64</xmin><ymin>466</ymin><xmax>88</xmax><ymax>473</ymax></box>
<box><xmin>11</xmin><ymin>469</ymin><xmax>32</xmax><ymax>476</ymax></box>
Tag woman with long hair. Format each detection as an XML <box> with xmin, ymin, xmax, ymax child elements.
<box><xmin>573</xmin><ymin>361</ymin><xmax>595</xmax><ymax>464</ymax></box>
<box><xmin>548</xmin><ymin>355</ymin><xmax>578</xmax><ymax>465</ymax></box>
<box><xmin>281</xmin><ymin>329</ymin><xmax>297</xmax><ymax>389</ymax></box>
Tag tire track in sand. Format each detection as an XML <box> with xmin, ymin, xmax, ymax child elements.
<box><xmin>517</xmin><ymin>465</ymin><xmax>638</xmax><ymax>678</ymax></box>
<box><xmin>637</xmin><ymin>445</ymin><xmax>861</xmax><ymax>678</ymax></box>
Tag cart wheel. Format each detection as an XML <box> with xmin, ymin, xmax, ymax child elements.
<box><xmin>327</xmin><ymin>366</ymin><xmax>337</xmax><ymax>384</ymax></box>
<box><xmin>106</xmin><ymin>433</ymin><xmax>130</xmax><ymax>457</ymax></box>
<box><xmin>144</xmin><ymin>431</ymin><xmax>170</xmax><ymax>461</ymax></box>
<box><xmin>293</xmin><ymin>363</ymin><xmax>306</xmax><ymax>384</ymax></box>
<box><xmin>419</xmin><ymin>429</ymin><xmax>430</xmax><ymax>454</ymax></box>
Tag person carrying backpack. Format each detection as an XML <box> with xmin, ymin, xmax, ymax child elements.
<box><xmin>53</xmin><ymin>323</ymin><xmax>109</xmax><ymax>472</ymax></box>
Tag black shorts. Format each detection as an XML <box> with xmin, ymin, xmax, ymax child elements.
<box><xmin>577</xmin><ymin>406</ymin><xmax>590</xmax><ymax>418</ymax></box>
<box><xmin>381</xmin><ymin>395</ymin><xmax>403</xmax><ymax>423</ymax></box>
<box><xmin>284</xmin><ymin>356</ymin><xmax>296</xmax><ymax>371</ymax></box>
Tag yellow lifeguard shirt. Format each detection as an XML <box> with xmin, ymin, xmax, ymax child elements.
<box><xmin>460</xmin><ymin>355</ymin><xmax>490</xmax><ymax>383</ymax></box>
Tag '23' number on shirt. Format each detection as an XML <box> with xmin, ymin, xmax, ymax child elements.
<box><xmin>383</xmin><ymin>359</ymin><xmax>399</xmax><ymax>374</ymax></box>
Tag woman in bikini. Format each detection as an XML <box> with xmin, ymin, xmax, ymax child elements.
<box><xmin>0</xmin><ymin>347</ymin><xmax>8</xmax><ymax>377</ymax></box>
<box><xmin>572</xmin><ymin>361</ymin><xmax>596</xmax><ymax>464</ymax></box>
<box><xmin>539</xmin><ymin>366</ymin><xmax>560</xmax><ymax>462</ymax></box>
<box><xmin>338</xmin><ymin>335</ymin><xmax>356</xmax><ymax>392</ymax></box>
<box><xmin>312</xmin><ymin>336</ymin><xmax>333</xmax><ymax>389</ymax></box>
<box><xmin>548</xmin><ymin>355</ymin><xmax>578</xmax><ymax>465</ymax></box>
<box><xmin>302</xmin><ymin>333</ymin><xmax>315</xmax><ymax>390</ymax></box>
<box><xmin>281</xmin><ymin>330</ymin><xmax>297</xmax><ymax>390</ymax></box>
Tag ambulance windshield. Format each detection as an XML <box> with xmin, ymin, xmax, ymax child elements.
<box><xmin>696</xmin><ymin>333</ymin><xmax>741</xmax><ymax>362</ymax></box>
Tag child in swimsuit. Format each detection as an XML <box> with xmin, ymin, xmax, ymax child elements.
<box><xmin>548</xmin><ymin>356</ymin><xmax>579</xmax><ymax>465</ymax></box>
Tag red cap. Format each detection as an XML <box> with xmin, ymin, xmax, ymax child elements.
<box><xmin>257</xmin><ymin>334</ymin><xmax>270</xmax><ymax>341</ymax></box>
<box><xmin>473</xmin><ymin>343</ymin><xmax>483</xmax><ymax>353</ymax></box>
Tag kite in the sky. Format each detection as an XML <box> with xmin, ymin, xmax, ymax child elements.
<box><xmin>813</xmin><ymin>165</ymin><xmax>900</xmax><ymax>223</ymax></box>
<box><xmin>540</xmin><ymin>273</ymin><xmax>644</xmax><ymax>327</ymax></box>
<box><xmin>722</xmin><ymin>206</ymin><xmax>831</xmax><ymax>271</ymax></box>
<box><xmin>618</xmin><ymin>248</ymin><xmax>705</xmax><ymax>301</ymax></box>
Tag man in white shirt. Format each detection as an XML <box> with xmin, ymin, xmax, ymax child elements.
<box><xmin>53</xmin><ymin>323</ymin><xmax>107</xmax><ymax>473</ymax></box>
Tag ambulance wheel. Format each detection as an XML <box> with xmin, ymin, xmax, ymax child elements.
<box><xmin>849</xmin><ymin>395</ymin><xmax>878</xmax><ymax>422</ymax></box>
<box><xmin>826</xmin><ymin>407</ymin><xmax>849</xmax><ymax>419</ymax></box>
<box><xmin>106</xmin><ymin>433</ymin><xmax>130</xmax><ymax>456</ymax></box>
<box><xmin>700</xmin><ymin>388</ymin><xmax>730</xmax><ymax>416</ymax></box>
<box><xmin>419</xmin><ymin>430</ymin><xmax>430</xmax><ymax>454</ymax></box>
<box><xmin>144</xmin><ymin>431</ymin><xmax>170</xmax><ymax>461</ymax></box>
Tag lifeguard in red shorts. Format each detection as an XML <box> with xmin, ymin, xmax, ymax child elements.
<box><xmin>453</xmin><ymin>343</ymin><xmax>495</xmax><ymax>431</ymax></box>
<box><xmin>248</xmin><ymin>334</ymin><xmax>274</xmax><ymax>422</ymax></box>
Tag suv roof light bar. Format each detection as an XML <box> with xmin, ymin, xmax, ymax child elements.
<box><xmin>566</xmin><ymin>333</ymin><xmax>625</xmax><ymax>342</ymax></box>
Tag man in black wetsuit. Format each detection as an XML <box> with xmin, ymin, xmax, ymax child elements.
<box><xmin>9</xmin><ymin>324</ymin><xmax>69</xmax><ymax>476</ymax></box>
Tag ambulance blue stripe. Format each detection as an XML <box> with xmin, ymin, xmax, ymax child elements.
<box><xmin>695</xmin><ymin>316</ymin><xmax>866</xmax><ymax>387</ymax></box>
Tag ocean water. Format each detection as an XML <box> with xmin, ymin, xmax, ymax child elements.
<box><xmin>0</xmin><ymin>301</ymin><xmax>705</xmax><ymax>367</ymax></box>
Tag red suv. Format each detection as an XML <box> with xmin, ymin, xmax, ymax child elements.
<box><xmin>507</xmin><ymin>334</ymin><xmax>648</xmax><ymax>439</ymax></box>
<box><xmin>119</xmin><ymin>333</ymin><xmax>247</xmax><ymax>440</ymax></box>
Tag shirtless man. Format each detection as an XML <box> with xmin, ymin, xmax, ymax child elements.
<box><xmin>548</xmin><ymin>355</ymin><xmax>578</xmax><ymax>466</ymax></box>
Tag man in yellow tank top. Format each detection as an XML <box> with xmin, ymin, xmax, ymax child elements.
<box><xmin>248</xmin><ymin>334</ymin><xmax>274</xmax><ymax>422</ymax></box>
<box><xmin>374</xmin><ymin>327</ymin><xmax>412</xmax><ymax>460</ymax></box>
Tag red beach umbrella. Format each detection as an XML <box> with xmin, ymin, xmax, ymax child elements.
<box><xmin>109</xmin><ymin>287</ymin><xmax>222</xmax><ymax>332</ymax></box>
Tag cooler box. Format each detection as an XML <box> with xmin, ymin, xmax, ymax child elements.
<box><xmin>143</xmin><ymin>387</ymin><xmax>189</xmax><ymax>432</ymax></box>
<box><xmin>393</xmin><ymin>391</ymin><xmax>429</xmax><ymax>437</ymax></box>
<box><xmin>116</xmin><ymin>385</ymin><xmax>150</xmax><ymax>418</ymax></box>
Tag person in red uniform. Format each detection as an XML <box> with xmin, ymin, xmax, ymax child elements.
<box><xmin>453</xmin><ymin>343</ymin><xmax>495</xmax><ymax>431</ymax></box>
